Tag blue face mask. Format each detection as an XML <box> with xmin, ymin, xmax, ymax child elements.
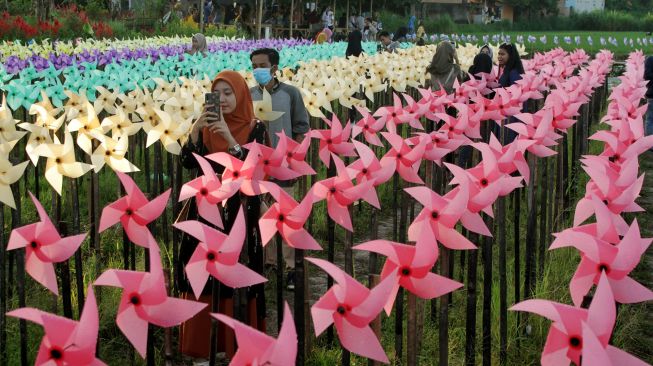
<box><xmin>253</xmin><ymin>68</ymin><xmax>273</xmax><ymax>86</ymax></box>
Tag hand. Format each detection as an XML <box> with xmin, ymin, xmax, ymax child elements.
<box><xmin>206</xmin><ymin>111</ymin><xmax>237</xmax><ymax>147</ymax></box>
<box><xmin>190</xmin><ymin>104</ymin><xmax>219</xmax><ymax>143</ymax></box>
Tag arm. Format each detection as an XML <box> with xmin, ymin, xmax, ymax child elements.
<box><xmin>290</xmin><ymin>87</ymin><xmax>310</xmax><ymax>142</ymax></box>
<box><xmin>645</xmin><ymin>57</ymin><xmax>653</xmax><ymax>81</ymax></box>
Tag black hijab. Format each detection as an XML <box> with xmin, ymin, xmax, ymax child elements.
<box><xmin>345</xmin><ymin>30</ymin><xmax>363</xmax><ymax>57</ymax></box>
<box><xmin>468</xmin><ymin>53</ymin><xmax>493</xmax><ymax>77</ymax></box>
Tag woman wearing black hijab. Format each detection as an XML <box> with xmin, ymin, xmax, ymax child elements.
<box><xmin>468</xmin><ymin>52</ymin><xmax>493</xmax><ymax>78</ymax></box>
<box><xmin>345</xmin><ymin>29</ymin><xmax>363</xmax><ymax>57</ymax></box>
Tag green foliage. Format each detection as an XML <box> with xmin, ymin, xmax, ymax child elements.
<box><xmin>379</xmin><ymin>11</ymin><xmax>456</xmax><ymax>34</ymax></box>
<box><xmin>85</xmin><ymin>0</ymin><xmax>110</xmax><ymax>20</ymax></box>
<box><xmin>6</xmin><ymin>0</ymin><xmax>32</xmax><ymax>15</ymax></box>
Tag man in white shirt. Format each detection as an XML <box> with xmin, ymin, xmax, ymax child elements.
<box><xmin>321</xmin><ymin>5</ymin><xmax>334</xmax><ymax>29</ymax></box>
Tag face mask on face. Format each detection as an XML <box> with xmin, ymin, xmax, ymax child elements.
<box><xmin>253</xmin><ymin>68</ymin><xmax>273</xmax><ymax>86</ymax></box>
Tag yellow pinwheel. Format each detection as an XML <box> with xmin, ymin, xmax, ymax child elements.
<box><xmin>163</xmin><ymin>95</ymin><xmax>202</xmax><ymax>121</ymax></box>
<box><xmin>19</xmin><ymin>121</ymin><xmax>53</xmax><ymax>165</ymax></box>
<box><xmin>90</xmin><ymin>133</ymin><xmax>139</xmax><ymax>173</ymax></box>
<box><xmin>63</xmin><ymin>90</ymin><xmax>88</xmax><ymax>119</ymax></box>
<box><xmin>68</xmin><ymin>102</ymin><xmax>103</xmax><ymax>155</ymax></box>
<box><xmin>0</xmin><ymin>140</ymin><xmax>28</xmax><ymax>208</ymax></box>
<box><xmin>94</xmin><ymin>86</ymin><xmax>119</xmax><ymax>114</ymax></box>
<box><xmin>100</xmin><ymin>105</ymin><xmax>143</xmax><ymax>138</ymax></box>
<box><xmin>253</xmin><ymin>89</ymin><xmax>285</xmax><ymax>122</ymax></box>
<box><xmin>0</xmin><ymin>95</ymin><xmax>26</xmax><ymax>143</ymax></box>
<box><xmin>29</xmin><ymin>104</ymin><xmax>66</xmax><ymax>132</ymax></box>
<box><xmin>33</xmin><ymin>129</ymin><xmax>93</xmax><ymax>195</ymax></box>
<box><xmin>145</xmin><ymin>108</ymin><xmax>192</xmax><ymax>155</ymax></box>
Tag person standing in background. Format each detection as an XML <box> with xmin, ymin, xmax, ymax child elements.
<box><xmin>644</xmin><ymin>56</ymin><xmax>653</xmax><ymax>142</ymax></box>
<box><xmin>322</xmin><ymin>5</ymin><xmax>334</xmax><ymax>30</ymax></box>
<box><xmin>249</xmin><ymin>48</ymin><xmax>310</xmax><ymax>290</ymax></box>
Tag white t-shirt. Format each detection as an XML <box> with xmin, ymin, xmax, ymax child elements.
<box><xmin>322</xmin><ymin>10</ymin><xmax>334</xmax><ymax>27</ymax></box>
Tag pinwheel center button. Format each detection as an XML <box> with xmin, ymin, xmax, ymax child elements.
<box><xmin>598</xmin><ymin>263</ymin><xmax>610</xmax><ymax>273</ymax></box>
<box><xmin>568</xmin><ymin>336</ymin><xmax>582</xmax><ymax>349</ymax></box>
<box><xmin>431</xmin><ymin>211</ymin><xmax>439</xmax><ymax>220</ymax></box>
<box><xmin>400</xmin><ymin>267</ymin><xmax>411</xmax><ymax>276</ymax></box>
<box><xmin>200</xmin><ymin>188</ymin><xmax>208</xmax><ymax>196</ymax></box>
<box><xmin>362</xmin><ymin>168</ymin><xmax>368</xmax><ymax>174</ymax></box>
<box><xmin>125</xmin><ymin>208</ymin><xmax>133</xmax><ymax>216</ymax></box>
<box><xmin>129</xmin><ymin>293</ymin><xmax>141</xmax><ymax>305</ymax></box>
<box><xmin>278</xmin><ymin>214</ymin><xmax>285</xmax><ymax>221</ymax></box>
<box><xmin>49</xmin><ymin>348</ymin><xmax>63</xmax><ymax>360</ymax></box>
<box><xmin>207</xmin><ymin>251</ymin><xmax>217</xmax><ymax>261</ymax></box>
<box><xmin>30</xmin><ymin>241</ymin><xmax>38</xmax><ymax>249</ymax></box>
<box><xmin>480</xmin><ymin>178</ymin><xmax>489</xmax><ymax>187</ymax></box>
<box><xmin>326</xmin><ymin>139</ymin><xmax>332</xmax><ymax>144</ymax></box>
<box><xmin>336</xmin><ymin>305</ymin><xmax>348</xmax><ymax>315</ymax></box>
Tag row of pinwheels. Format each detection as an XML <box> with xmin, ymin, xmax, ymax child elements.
<box><xmin>0</xmin><ymin>41</ymin><xmax>385</xmax><ymax>110</ymax></box>
<box><xmin>7</xmin><ymin>45</ymin><xmax>648</xmax><ymax>365</ymax></box>
<box><xmin>0</xmin><ymin>36</ymin><xmax>309</xmax><ymax>67</ymax></box>
<box><xmin>511</xmin><ymin>51</ymin><xmax>653</xmax><ymax>366</ymax></box>
<box><xmin>429</xmin><ymin>32</ymin><xmax>653</xmax><ymax>51</ymax></box>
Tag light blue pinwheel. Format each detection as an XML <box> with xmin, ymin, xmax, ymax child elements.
<box><xmin>44</xmin><ymin>77</ymin><xmax>67</xmax><ymax>108</ymax></box>
<box><xmin>18</xmin><ymin>66</ymin><xmax>39</xmax><ymax>83</ymax></box>
<box><xmin>5</xmin><ymin>79</ymin><xmax>41</xmax><ymax>110</ymax></box>
<box><xmin>36</xmin><ymin>64</ymin><xmax>62</xmax><ymax>81</ymax></box>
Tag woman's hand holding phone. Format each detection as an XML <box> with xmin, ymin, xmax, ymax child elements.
<box><xmin>190</xmin><ymin>104</ymin><xmax>219</xmax><ymax>144</ymax></box>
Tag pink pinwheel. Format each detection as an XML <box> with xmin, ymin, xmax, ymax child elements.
<box><xmin>7</xmin><ymin>286</ymin><xmax>104</xmax><ymax>366</ymax></box>
<box><xmin>95</xmin><ymin>241</ymin><xmax>206</xmax><ymax>357</ymax></box>
<box><xmin>550</xmin><ymin>219</ymin><xmax>653</xmax><ymax>306</ymax></box>
<box><xmin>99</xmin><ymin>172</ymin><xmax>170</xmax><ymax>248</ymax></box>
<box><xmin>354</xmin><ymin>227</ymin><xmax>462</xmax><ymax>315</ymax></box>
<box><xmin>173</xmin><ymin>207</ymin><xmax>267</xmax><ymax>299</ymax></box>
<box><xmin>276</xmin><ymin>132</ymin><xmax>316</xmax><ymax>176</ymax></box>
<box><xmin>351</xmin><ymin>106</ymin><xmax>386</xmax><ymax>147</ymax></box>
<box><xmin>404</xmin><ymin>184</ymin><xmax>477</xmax><ymax>249</ymax></box>
<box><xmin>7</xmin><ymin>192</ymin><xmax>86</xmax><ymax>294</ymax></box>
<box><xmin>576</xmin><ymin>155</ymin><xmax>644</xmax><ymax>231</ymax></box>
<box><xmin>373</xmin><ymin>93</ymin><xmax>412</xmax><ymax>134</ymax></box>
<box><xmin>178</xmin><ymin>153</ymin><xmax>239</xmax><ymax>228</ymax></box>
<box><xmin>485</xmin><ymin>133</ymin><xmax>535</xmax><ymax>183</ymax></box>
<box><xmin>310</xmin><ymin>155</ymin><xmax>376</xmax><ymax>231</ymax></box>
<box><xmin>400</xmin><ymin>93</ymin><xmax>427</xmax><ymax>130</ymax></box>
<box><xmin>417</xmin><ymin>87</ymin><xmax>453</xmax><ymax>123</ymax></box>
<box><xmin>470</xmin><ymin>141</ymin><xmax>525</xmax><ymax>197</ymax></box>
<box><xmin>379</xmin><ymin>132</ymin><xmax>426</xmax><ymax>185</ymax></box>
<box><xmin>482</xmin><ymin>87</ymin><xmax>523</xmax><ymax>121</ymax></box>
<box><xmin>590</xmin><ymin>130</ymin><xmax>653</xmax><ymax>163</ymax></box>
<box><xmin>206</xmin><ymin>143</ymin><xmax>267</xmax><ymax>196</ymax></box>
<box><xmin>545</xmin><ymin>90</ymin><xmax>584</xmax><ymax>131</ymax></box>
<box><xmin>258</xmin><ymin>181</ymin><xmax>321</xmax><ymax>250</ymax></box>
<box><xmin>346</xmin><ymin>140</ymin><xmax>394</xmax><ymax>187</ymax></box>
<box><xmin>212</xmin><ymin>302</ymin><xmax>297</xmax><ymax>366</ymax></box>
<box><xmin>435</xmin><ymin>103</ymin><xmax>485</xmax><ymax>139</ymax></box>
<box><xmin>307</xmin><ymin>257</ymin><xmax>395</xmax><ymax>364</ymax></box>
<box><xmin>244</xmin><ymin>141</ymin><xmax>301</xmax><ymax>181</ymax></box>
<box><xmin>574</xmin><ymin>184</ymin><xmax>643</xmax><ymax>237</ymax></box>
<box><xmin>406</xmin><ymin>131</ymin><xmax>465</xmax><ymax>165</ymax></box>
<box><xmin>510</xmin><ymin>109</ymin><xmax>561</xmax><ymax>158</ymax></box>
<box><xmin>445</xmin><ymin>156</ymin><xmax>522</xmax><ymax>236</ymax></box>
<box><xmin>307</xmin><ymin>114</ymin><xmax>356</xmax><ymax>167</ymax></box>
<box><xmin>511</xmin><ymin>273</ymin><xmax>649</xmax><ymax>366</ymax></box>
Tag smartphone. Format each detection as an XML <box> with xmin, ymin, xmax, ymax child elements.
<box><xmin>204</xmin><ymin>92</ymin><xmax>221</xmax><ymax>118</ymax></box>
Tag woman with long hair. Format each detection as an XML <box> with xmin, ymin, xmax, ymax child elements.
<box><xmin>497</xmin><ymin>43</ymin><xmax>524</xmax><ymax>87</ymax></box>
<box><xmin>345</xmin><ymin>29</ymin><xmax>363</xmax><ymax>57</ymax></box>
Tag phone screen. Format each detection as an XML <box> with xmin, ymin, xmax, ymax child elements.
<box><xmin>204</xmin><ymin>92</ymin><xmax>221</xmax><ymax>119</ymax></box>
